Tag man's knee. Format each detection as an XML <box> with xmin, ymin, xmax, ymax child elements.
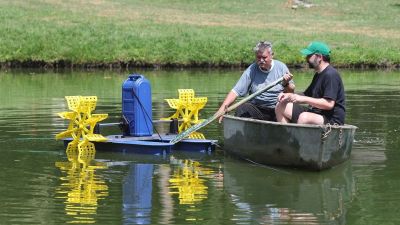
<box><xmin>297</xmin><ymin>113</ymin><xmax>309</xmax><ymax>124</ymax></box>
<box><xmin>277</xmin><ymin>102</ymin><xmax>292</xmax><ymax>116</ymax></box>
<box><xmin>297</xmin><ymin>112</ymin><xmax>324</xmax><ymax>124</ymax></box>
<box><xmin>275</xmin><ymin>101</ymin><xmax>286</xmax><ymax>114</ymax></box>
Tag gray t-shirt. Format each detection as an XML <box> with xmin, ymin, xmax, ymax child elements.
<box><xmin>232</xmin><ymin>60</ymin><xmax>292</xmax><ymax>108</ymax></box>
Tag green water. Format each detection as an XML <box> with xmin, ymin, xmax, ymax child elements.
<box><xmin>0</xmin><ymin>69</ymin><xmax>399</xmax><ymax>224</ymax></box>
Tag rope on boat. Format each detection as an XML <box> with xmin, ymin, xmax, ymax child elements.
<box><xmin>321</xmin><ymin>123</ymin><xmax>344</xmax><ymax>149</ymax></box>
<box><xmin>243</xmin><ymin>158</ymin><xmax>291</xmax><ymax>174</ymax></box>
<box><xmin>321</xmin><ymin>123</ymin><xmax>332</xmax><ymax>140</ymax></box>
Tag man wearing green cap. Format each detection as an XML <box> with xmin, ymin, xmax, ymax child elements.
<box><xmin>275</xmin><ymin>41</ymin><xmax>345</xmax><ymax>125</ymax></box>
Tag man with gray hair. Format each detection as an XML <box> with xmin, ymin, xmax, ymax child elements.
<box><xmin>217</xmin><ymin>41</ymin><xmax>294</xmax><ymax>122</ymax></box>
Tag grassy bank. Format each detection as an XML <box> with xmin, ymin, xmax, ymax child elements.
<box><xmin>0</xmin><ymin>0</ymin><xmax>399</xmax><ymax>69</ymax></box>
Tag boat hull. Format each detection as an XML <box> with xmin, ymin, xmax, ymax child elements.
<box><xmin>223</xmin><ymin>115</ymin><xmax>357</xmax><ymax>170</ymax></box>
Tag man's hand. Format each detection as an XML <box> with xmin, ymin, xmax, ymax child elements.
<box><xmin>216</xmin><ymin>105</ymin><xmax>228</xmax><ymax>123</ymax></box>
<box><xmin>282</xmin><ymin>72</ymin><xmax>293</xmax><ymax>85</ymax></box>
<box><xmin>278</xmin><ymin>93</ymin><xmax>301</xmax><ymax>103</ymax></box>
<box><xmin>216</xmin><ymin>91</ymin><xmax>238</xmax><ymax>123</ymax></box>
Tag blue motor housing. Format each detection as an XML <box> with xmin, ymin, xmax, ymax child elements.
<box><xmin>122</xmin><ymin>74</ymin><xmax>153</xmax><ymax>136</ymax></box>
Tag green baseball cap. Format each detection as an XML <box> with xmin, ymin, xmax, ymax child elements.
<box><xmin>300</xmin><ymin>41</ymin><xmax>331</xmax><ymax>56</ymax></box>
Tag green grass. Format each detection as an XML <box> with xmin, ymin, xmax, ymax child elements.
<box><xmin>0</xmin><ymin>0</ymin><xmax>399</xmax><ymax>68</ymax></box>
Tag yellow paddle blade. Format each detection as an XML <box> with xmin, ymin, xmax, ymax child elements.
<box><xmin>85</xmin><ymin>134</ymin><xmax>107</xmax><ymax>142</ymax></box>
<box><xmin>85</xmin><ymin>114</ymin><xmax>108</xmax><ymax>125</ymax></box>
<box><xmin>57</xmin><ymin>111</ymin><xmax>77</xmax><ymax>120</ymax></box>
<box><xmin>188</xmin><ymin>132</ymin><xmax>205</xmax><ymax>139</ymax></box>
<box><xmin>56</xmin><ymin>129</ymin><xmax>76</xmax><ymax>140</ymax></box>
<box><xmin>178</xmin><ymin>89</ymin><xmax>195</xmax><ymax>106</ymax></box>
<box><xmin>165</xmin><ymin>98</ymin><xmax>180</xmax><ymax>109</ymax></box>
<box><xmin>65</xmin><ymin>96</ymin><xmax>82</xmax><ymax>112</ymax></box>
<box><xmin>79</xmin><ymin>96</ymin><xmax>98</xmax><ymax>112</ymax></box>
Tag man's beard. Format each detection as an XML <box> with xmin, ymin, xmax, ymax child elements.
<box><xmin>308</xmin><ymin>58</ymin><xmax>319</xmax><ymax>69</ymax></box>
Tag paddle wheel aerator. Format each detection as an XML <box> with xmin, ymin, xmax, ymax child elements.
<box><xmin>55</xmin><ymin>74</ymin><xmax>217</xmax><ymax>154</ymax></box>
<box><xmin>162</xmin><ymin>89</ymin><xmax>207</xmax><ymax>139</ymax></box>
<box><xmin>55</xmin><ymin>96</ymin><xmax>108</xmax><ymax>154</ymax></box>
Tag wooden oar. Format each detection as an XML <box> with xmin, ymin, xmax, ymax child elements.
<box><xmin>169</xmin><ymin>76</ymin><xmax>284</xmax><ymax>144</ymax></box>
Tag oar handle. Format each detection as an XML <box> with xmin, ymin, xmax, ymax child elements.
<box><xmin>169</xmin><ymin>76</ymin><xmax>284</xmax><ymax>144</ymax></box>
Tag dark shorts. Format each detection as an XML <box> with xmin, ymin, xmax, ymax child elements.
<box><xmin>235</xmin><ymin>102</ymin><xmax>276</xmax><ymax>121</ymax></box>
<box><xmin>291</xmin><ymin>104</ymin><xmax>328</xmax><ymax>124</ymax></box>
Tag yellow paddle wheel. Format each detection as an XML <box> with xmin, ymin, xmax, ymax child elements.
<box><xmin>162</xmin><ymin>89</ymin><xmax>207</xmax><ymax>139</ymax></box>
<box><xmin>55</xmin><ymin>96</ymin><xmax>108</xmax><ymax>154</ymax></box>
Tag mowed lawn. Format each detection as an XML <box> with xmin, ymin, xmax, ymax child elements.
<box><xmin>0</xmin><ymin>0</ymin><xmax>399</xmax><ymax>67</ymax></box>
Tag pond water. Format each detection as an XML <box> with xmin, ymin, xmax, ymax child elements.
<box><xmin>0</xmin><ymin>68</ymin><xmax>399</xmax><ymax>224</ymax></box>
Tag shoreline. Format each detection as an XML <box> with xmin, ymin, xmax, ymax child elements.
<box><xmin>1</xmin><ymin>60</ymin><xmax>399</xmax><ymax>71</ymax></box>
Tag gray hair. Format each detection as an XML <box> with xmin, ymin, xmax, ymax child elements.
<box><xmin>253</xmin><ymin>41</ymin><xmax>273</xmax><ymax>55</ymax></box>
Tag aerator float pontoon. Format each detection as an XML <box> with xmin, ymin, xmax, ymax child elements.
<box><xmin>55</xmin><ymin>74</ymin><xmax>217</xmax><ymax>155</ymax></box>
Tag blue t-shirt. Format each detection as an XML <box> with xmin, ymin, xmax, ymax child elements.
<box><xmin>232</xmin><ymin>60</ymin><xmax>292</xmax><ymax>108</ymax></box>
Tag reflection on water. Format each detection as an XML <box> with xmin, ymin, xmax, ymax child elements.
<box><xmin>169</xmin><ymin>158</ymin><xmax>210</xmax><ymax>205</ymax></box>
<box><xmin>167</xmin><ymin>156</ymin><xmax>223</xmax><ymax>222</ymax></box>
<box><xmin>224</xmin><ymin>158</ymin><xmax>354</xmax><ymax>225</ymax></box>
<box><xmin>55</xmin><ymin>147</ymin><xmax>108</xmax><ymax>224</ymax></box>
<box><xmin>117</xmin><ymin>154</ymin><xmax>224</xmax><ymax>224</ymax></box>
<box><xmin>123</xmin><ymin>164</ymin><xmax>153</xmax><ymax>225</ymax></box>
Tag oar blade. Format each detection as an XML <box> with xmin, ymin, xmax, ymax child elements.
<box><xmin>169</xmin><ymin>114</ymin><xmax>217</xmax><ymax>144</ymax></box>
